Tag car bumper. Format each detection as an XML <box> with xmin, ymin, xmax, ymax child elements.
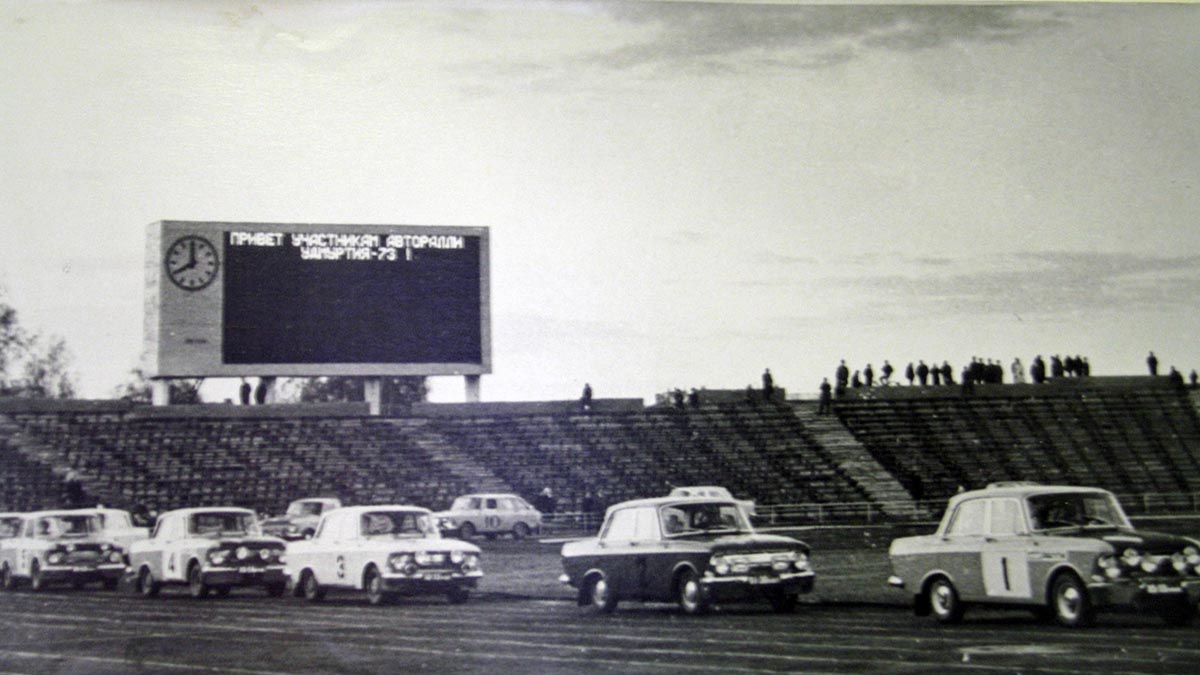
<box><xmin>1088</xmin><ymin>578</ymin><xmax>1200</xmax><ymax>609</ymax></box>
<box><xmin>702</xmin><ymin>570</ymin><xmax>816</xmax><ymax>596</ymax></box>
<box><xmin>203</xmin><ymin>566</ymin><xmax>287</xmax><ymax>587</ymax></box>
<box><xmin>381</xmin><ymin>570</ymin><xmax>481</xmax><ymax>591</ymax></box>
<box><xmin>39</xmin><ymin>564</ymin><xmax>125</xmax><ymax>582</ymax></box>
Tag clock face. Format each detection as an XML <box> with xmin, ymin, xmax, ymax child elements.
<box><xmin>164</xmin><ymin>235</ymin><xmax>220</xmax><ymax>291</ymax></box>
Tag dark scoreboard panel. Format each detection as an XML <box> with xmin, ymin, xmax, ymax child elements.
<box><xmin>145</xmin><ymin>222</ymin><xmax>490</xmax><ymax>378</ymax></box>
<box><xmin>222</xmin><ymin>231</ymin><xmax>482</xmax><ymax>364</ymax></box>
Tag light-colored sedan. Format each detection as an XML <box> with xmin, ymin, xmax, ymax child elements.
<box><xmin>435</xmin><ymin>494</ymin><xmax>542</xmax><ymax>540</ymax></box>
<box><xmin>286</xmin><ymin>505</ymin><xmax>482</xmax><ymax>605</ymax></box>
<box><xmin>0</xmin><ymin>510</ymin><xmax>126</xmax><ymax>591</ymax></box>
<box><xmin>128</xmin><ymin>507</ymin><xmax>287</xmax><ymax>599</ymax></box>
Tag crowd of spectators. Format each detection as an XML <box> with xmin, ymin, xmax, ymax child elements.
<box><xmin>832</xmin><ymin>353</ymin><xmax>1100</xmax><ymax>396</ymax></box>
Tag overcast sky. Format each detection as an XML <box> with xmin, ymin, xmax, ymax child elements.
<box><xmin>2</xmin><ymin>1</ymin><xmax>1199</xmax><ymax>403</ymax></box>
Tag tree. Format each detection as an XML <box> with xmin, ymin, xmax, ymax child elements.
<box><xmin>296</xmin><ymin>376</ymin><xmax>427</xmax><ymax>410</ymax></box>
<box><xmin>0</xmin><ymin>290</ymin><xmax>77</xmax><ymax>398</ymax></box>
<box><xmin>113</xmin><ymin>367</ymin><xmax>203</xmax><ymax>404</ymax></box>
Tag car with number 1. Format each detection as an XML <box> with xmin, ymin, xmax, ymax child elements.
<box><xmin>286</xmin><ymin>505</ymin><xmax>483</xmax><ymax>605</ymax></box>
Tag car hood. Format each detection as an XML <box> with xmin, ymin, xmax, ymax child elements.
<box><xmin>1053</xmin><ymin>527</ymin><xmax>1200</xmax><ymax>555</ymax></box>
<box><xmin>693</xmin><ymin>532</ymin><xmax>809</xmax><ymax>554</ymax></box>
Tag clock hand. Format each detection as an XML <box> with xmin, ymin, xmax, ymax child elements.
<box><xmin>188</xmin><ymin>240</ymin><xmax>197</xmax><ymax>265</ymax></box>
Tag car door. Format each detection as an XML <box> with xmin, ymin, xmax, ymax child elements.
<box><xmin>934</xmin><ymin>498</ymin><xmax>988</xmax><ymax>600</ymax></box>
<box><xmin>980</xmin><ymin>498</ymin><xmax>1034</xmax><ymax>601</ymax></box>
<box><xmin>481</xmin><ymin>498</ymin><xmax>502</xmax><ymax>534</ymax></box>
<box><xmin>593</xmin><ymin>507</ymin><xmax>644</xmax><ymax>599</ymax></box>
<box><xmin>158</xmin><ymin>515</ymin><xmax>186</xmax><ymax>583</ymax></box>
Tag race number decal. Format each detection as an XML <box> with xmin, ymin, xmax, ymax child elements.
<box><xmin>485</xmin><ymin>516</ymin><xmax>501</xmax><ymax>529</ymax></box>
<box><xmin>336</xmin><ymin>555</ymin><xmax>346</xmax><ymax>579</ymax></box>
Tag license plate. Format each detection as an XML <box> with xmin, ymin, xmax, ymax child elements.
<box><xmin>239</xmin><ymin>568</ymin><xmax>264</xmax><ymax>574</ymax></box>
<box><xmin>423</xmin><ymin>571</ymin><xmax>452</xmax><ymax>579</ymax></box>
<box><xmin>1146</xmin><ymin>583</ymin><xmax>1183</xmax><ymax>594</ymax></box>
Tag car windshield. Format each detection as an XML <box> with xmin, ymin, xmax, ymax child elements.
<box><xmin>0</xmin><ymin>517</ymin><xmax>21</xmax><ymax>538</ymax></box>
<box><xmin>36</xmin><ymin>515</ymin><xmax>97</xmax><ymax>538</ymax></box>
<box><xmin>660</xmin><ymin>502</ymin><xmax>750</xmax><ymax>537</ymax></box>
<box><xmin>289</xmin><ymin>501</ymin><xmax>326</xmax><ymax>517</ymax></box>
<box><xmin>1028</xmin><ymin>492</ymin><xmax>1131</xmax><ymax>531</ymax></box>
<box><xmin>451</xmin><ymin>497</ymin><xmax>481</xmax><ymax>511</ymax></box>
<box><xmin>360</xmin><ymin>511</ymin><xmax>437</xmax><ymax>539</ymax></box>
<box><xmin>190</xmin><ymin>512</ymin><xmax>259</xmax><ymax>537</ymax></box>
<box><xmin>96</xmin><ymin>511</ymin><xmax>132</xmax><ymax>529</ymax></box>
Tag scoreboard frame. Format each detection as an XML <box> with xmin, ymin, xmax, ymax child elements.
<box><xmin>144</xmin><ymin>220</ymin><xmax>491</xmax><ymax>378</ymax></box>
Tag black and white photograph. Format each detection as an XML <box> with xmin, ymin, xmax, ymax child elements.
<box><xmin>2</xmin><ymin>1</ymin><xmax>1200</xmax><ymax>673</ymax></box>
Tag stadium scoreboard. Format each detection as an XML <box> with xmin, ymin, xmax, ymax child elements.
<box><xmin>145</xmin><ymin>221</ymin><xmax>491</xmax><ymax>378</ymax></box>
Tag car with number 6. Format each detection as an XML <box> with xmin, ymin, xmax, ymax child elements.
<box><xmin>127</xmin><ymin>507</ymin><xmax>287</xmax><ymax>599</ymax></box>
<box><xmin>888</xmin><ymin>483</ymin><xmax>1200</xmax><ymax>627</ymax></box>
<box><xmin>560</xmin><ymin>496</ymin><xmax>815</xmax><ymax>614</ymax></box>
<box><xmin>0</xmin><ymin>510</ymin><xmax>126</xmax><ymax>591</ymax></box>
<box><xmin>285</xmin><ymin>505</ymin><xmax>482</xmax><ymax>605</ymax></box>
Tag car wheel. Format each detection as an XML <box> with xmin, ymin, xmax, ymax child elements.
<box><xmin>588</xmin><ymin>575</ymin><xmax>618</xmax><ymax>613</ymax></box>
<box><xmin>1050</xmin><ymin>574</ymin><xmax>1093</xmax><ymax>628</ymax></box>
<box><xmin>928</xmin><ymin>578</ymin><xmax>964</xmax><ymax>624</ymax></box>
<box><xmin>459</xmin><ymin>522</ymin><xmax>476</xmax><ymax>540</ymax></box>
<box><xmin>365</xmin><ymin>567</ymin><xmax>390</xmax><ymax>606</ymax></box>
<box><xmin>767</xmin><ymin>589</ymin><xmax>798</xmax><ymax>613</ymax></box>
<box><xmin>447</xmin><ymin>585</ymin><xmax>470</xmax><ymax>605</ymax></box>
<box><xmin>103</xmin><ymin>577</ymin><xmax>120</xmax><ymax>591</ymax></box>
<box><xmin>676</xmin><ymin>569</ymin><xmax>709</xmax><ymax>615</ymax></box>
<box><xmin>29</xmin><ymin>561</ymin><xmax>45</xmax><ymax>592</ymax></box>
<box><xmin>302</xmin><ymin>570</ymin><xmax>325</xmax><ymax>603</ymax></box>
<box><xmin>1159</xmin><ymin>598</ymin><xmax>1196</xmax><ymax>627</ymax></box>
<box><xmin>1</xmin><ymin>564</ymin><xmax>15</xmax><ymax>591</ymax></box>
<box><xmin>188</xmin><ymin>564</ymin><xmax>210</xmax><ymax>599</ymax></box>
<box><xmin>512</xmin><ymin>522</ymin><xmax>530</xmax><ymax>540</ymax></box>
<box><xmin>137</xmin><ymin>567</ymin><xmax>160</xmax><ymax>597</ymax></box>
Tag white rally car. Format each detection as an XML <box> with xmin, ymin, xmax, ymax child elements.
<box><xmin>0</xmin><ymin>510</ymin><xmax>126</xmax><ymax>591</ymax></box>
<box><xmin>435</xmin><ymin>493</ymin><xmax>542</xmax><ymax>540</ymax></box>
<box><xmin>286</xmin><ymin>505</ymin><xmax>483</xmax><ymax>605</ymax></box>
<box><xmin>70</xmin><ymin>507</ymin><xmax>150</xmax><ymax>556</ymax></box>
<box><xmin>128</xmin><ymin>507</ymin><xmax>287</xmax><ymax>599</ymax></box>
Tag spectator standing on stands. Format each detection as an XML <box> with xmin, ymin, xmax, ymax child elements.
<box><xmin>851</xmin><ymin>370</ymin><xmax>862</xmax><ymax>388</ymax></box>
<box><xmin>941</xmin><ymin>361</ymin><xmax>954</xmax><ymax>385</ymax></box>
<box><xmin>1169</xmin><ymin>367</ymin><xmax>1185</xmax><ymax>389</ymax></box>
<box><xmin>931</xmin><ymin>365</ymin><xmax>941</xmax><ymax>386</ymax></box>
<box><xmin>254</xmin><ymin>378</ymin><xmax>268</xmax><ymax>404</ymax></box>
<box><xmin>1050</xmin><ymin>355</ymin><xmax>1064</xmax><ymax>379</ymax></box>
<box><xmin>905</xmin><ymin>362</ymin><xmax>915</xmax><ymax>386</ymax></box>
<box><xmin>239</xmin><ymin>379</ymin><xmax>252</xmax><ymax>405</ymax></box>
<box><xmin>1189</xmin><ymin>370</ymin><xmax>1198</xmax><ymax>389</ymax></box>
<box><xmin>687</xmin><ymin>388</ymin><xmax>700</xmax><ymax>408</ymax></box>
<box><xmin>818</xmin><ymin>378</ymin><xmax>833</xmax><ymax>415</ymax></box>
<box><xmin>762</xmin><ymin>368</ymin><xmax>774</xmax><ymax>401</ymax></box>
<box><xmin>881</xmin><ymin>361</ymin><xmax>894</xmax><ymax>385</ymax></box>
<box><xmin>1031</xmin><ymin>355</ymin><xmax>1046</xmax><ymax>384</ymax></box>
<box><xmin>1011</xmin><ymin>358</ymin><xmax>1025</xmax><ymax>383</ymax></box>
<box><xmin>1081</xmin><ymin>357</ymin><xmax>1091</xmax><ymax>377</ymax></box>
<box><xmin>535</xmin><ymin>487</ymin><xmax>557</xmax><ymax>520</ymax></box>
<box><xmin>581</xmin><ymin>383</ymin><xmax>593</xmax><ymax>412</ymax></box>
<box><xmin>836</xmin><ymin>360</ymin><xmax>850</xmax><ymax>390</ymax></box>
<box><xmin>916</xmin><ymin>361</ymin><xmax>930</xmax><ymax>386</ymax></box>
<box><xmin>864</xmin><ymin>363</ymin><xmax>874</xmax><ymax>387</ymax></box>
<box><xmin>1147</xmin><ymin>351</ymin><xmax>1159</xmax><ymax>376</ymax></box>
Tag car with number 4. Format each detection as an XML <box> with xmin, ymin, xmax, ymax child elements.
<box><xmin>560</xmin><ymin>496</ymin><xmax>815</xmax><ymax>614</ymax></box>
<box><xmin>0</xmin><ymin>510</ymin><xmax>126</xmax><ymax>591</ymax></box>
<box><xmin>888</xmin><ymin>483</ymin><xmax>1200</xmax><ymax>626</ymax></box>
<box><xmin>285</xmin><ymin>505</ymin><xmax>483</xmax><ymax>605</ymax></box>
<box><xmin>435</xmin><ymin>493</ymin><xmax>541</xmax><ymax>540</ymax></box>
<box><xmin>128</xmin><ymin>507</ymin><xmax>287</xmax><ymax>599</ymax></box>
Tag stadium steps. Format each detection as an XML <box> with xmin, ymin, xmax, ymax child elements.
<box><xmin>0</xmin><ymin>412</ymin><xmax>95</xmax><ymax>509</ymax></box>
<box><xmin>788</xmin><ymin>405</ymin><xmax>918</xmax><ymax>518</ymax></box>
<box><xmin>373</xmin><ymin>419</ymin><xmax>511</xmax><ymax>497</ymax></box>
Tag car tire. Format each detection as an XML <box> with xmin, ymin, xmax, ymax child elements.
<box><xmin>302</xmin><ymin>570</ymin><xmax>325</xmax><ymax>603</ymax></box>
<box><xmin>512</xmin><ymin>522</ymin><xmax>530</xmax><ymax>540</ymax></box>
<box><xmin>1</xmin><ymin>564</ymin><xmax>15</xmax><ymax>591</ymax></box>
<box><xmin>188</xmin><ymin>564</ymin><xmax>210</xmax><ymax>599</ymax></box>
<box><xmin>29</xmin><ymin>561</ymin><xmax>45</xmax><ymax>592</ymax></box>
<box><xmin>447</xmin><ymin>585</ymin><xmax>470</xmax><ymax>605</ymax></box>
<box><xmin>365</xmin><ymin>567</ymin><xmax>391</xmax><ymax>606</ymax></box>
<box><xmin>1050</xmin><ymin>573</ymin><xmax>1093</xmax><ymax>628</ymax></box>
<box><xmin>459</xmin><ymin>522</ymin><xmax>476</xmax><ymax>540</ymax></box>
<box><xmin>1159</xmin><ymin>598</ymin><xmax>1196</xmax><ymax>627</ymax></box>
<box><xmin>588</xmin><ymin>575</ymin><xmax>618</xmax><ymax>614</ymax></box>
<box><xmin>137</xmin><ymin>567</ymin><xmax>160</xmax><ymax>598</ymax></box>
<box><xmin>767</xmin><ymin>589</ymin><xmax>798</xmax><ymax>613</ymax></box>
<box><xmin>676</xmin><ymin>569</ymin><xmax>709</xmax><ymax>615</ymax></box>
<box><xmin>928</xmin><ymin>578</ymin><xmax>964</xmax><ymax>624</ymax></box>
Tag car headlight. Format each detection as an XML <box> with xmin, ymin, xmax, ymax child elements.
<box><xmin>1120</xmin><ymin>548</ymin><xmax>1141</xmax><ymax>569</ymax></box>
<box><xmin>794</xmin><ymin>552</ymin><xmax>810</xmax><ymax>571</ymax></box>
<box><xmin>389</xmin><ymin>554</ymin><xmax>413</xmax><ymax>574</ymax></box>
<box><xmin>48</xmin><ymin>552</ymin><xmax>64</xmax><ymax>565</ymax></box>
<box><xmin>1171</xmin><ymin>553</ymin><xmax>1191</xmax><ymax>574</ymax></box>
<box><xmin>1185</xmin><ymin>546</ymin><xmax>1200</xmax><ymax>568</ymax></box>
<box><xmin>208</xmin><ymin>549</ymin><xmax>230</xmax><ymax>565</ymax></box>
<box><xmin>236</xmin><ymin>546</ymin><xmax>251</xmax><ymax>561</ymax></box>
<box><xmin>460</xmin><ymin>553</ymin><xmax>480</xmax><ymax>573</ymax></box>
<box><xmin>108</xmin><ymin>551</ymin><xmax>124</xmax><ymax>564</ymax></box>
<box><xmin>1142</xmin><ymin>557</ymin><xmax>1166</xmax><ymax>574</ymax></box>
<box><xmin>414</xmin><ymin>551</ymin><xmax>433</xmax><ymax>566</ymax></box>
<box><xmin>285</xmin><ymin>525</ymin><xmax>300</xmax><ymax>535</ymax></box>
<box><xmin>450</xmin><ymin>550</ymin><xmax>465</xmax><ymax>564</ymax></box>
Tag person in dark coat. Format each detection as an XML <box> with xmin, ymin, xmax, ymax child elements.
<box><xmin>818</xmin><ymin>378</ymin><xmax>833</xmax><ymax>415</ymax></box>
<box><xmin>916</xmin><ymin>361</ymin><xmax>929</xmax><ymax>386</ymax></box>
<box><xmin>1147</xmin><ymin>351</ymin><xmax>1159</xmax><ymax>376</ymax></box>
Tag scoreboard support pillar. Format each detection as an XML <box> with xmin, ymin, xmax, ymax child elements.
<box><xmin>150</xmin><ymin>380</ymin><xmax>169</xmax><ymax>406</ymax></box>
<box><xmin>364</xmin><ymin>377</ymin><xmax>382</xmax><ymax>415</ymax></box>
<box><xmin>465</xmin><ymin>375</ymin><xmax>481</xmax><ymax>403</ymax></box>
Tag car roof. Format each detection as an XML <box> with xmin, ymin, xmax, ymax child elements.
<box><xmin>607</xmin><ymin>496</ymin><xmax>742</xmax><ymax>512</ymax></box>
<box><xmin>324</xmin><ymin>505</ymin><xmax>431</xmax><ymax>517</ymax></box>
<box><xmin>159</xmin><ymin>507</ymin><xmax>257</xmax><ymax>517</ymax></box>
<box><xmin>293</xmin><ymin>497</ymin><xmax>340</xmax><ymax>504</ymax></box>
<box><xmin>453</xmin><ymin>493</ymin><xmax>526</xmax><ymax>500</ymax></box>
<box><xmin>20</xmin><ymin>509</ymin><xmax>103</xmax><ymax>518</ymax></box>
<box><xmin>950</xmin><ymin>484</ymin><xmax>1112</xmax><ymax>504</ymax></box>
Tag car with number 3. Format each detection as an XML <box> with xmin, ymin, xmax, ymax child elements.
<box><xmin>560</xmin><ymin>496</ymin><xmax>815</xmax><ymax>614</ymax></box>
<box><xmin>285</xmin><ymin>505</ymin><xmax>483</xmax><ymax>605</ymax></box>
<box><xmin>127</xmin><ymin>507</ymin><xmax>287</xmax><ymax>599</ymax></box>
<box><xmin>0</xmin><ymin>510</ymin><xmax>126</xmax><ymax>591</ymax></box>
<box><xmin>888</xmin><ymin>483</ymin><xmax>1200</xmax><ymax>626</ymax></box>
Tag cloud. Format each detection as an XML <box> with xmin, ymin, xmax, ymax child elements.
<box><xmin>589</xmin><ymin>3</ymin><xmax>1069</xmax><ymax>72</ymax></box>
